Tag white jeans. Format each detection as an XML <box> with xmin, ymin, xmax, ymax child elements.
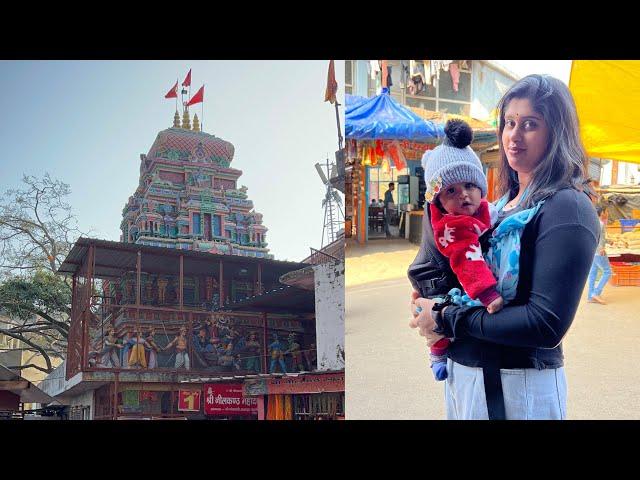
<box><xmin>444</xmin><ymin>358</ymin><xmax>567</xmax><ymax>420</ymax></box>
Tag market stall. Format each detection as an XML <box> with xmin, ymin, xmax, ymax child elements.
<box><xmin>597</xmin><ymin>185</ymin><xmax>640</xmax><ymax>286</ymax></box>
<box><xmin>345</xmin><ymin>89</ymin><xmax>443</xmax><ymax>243</ymax></box>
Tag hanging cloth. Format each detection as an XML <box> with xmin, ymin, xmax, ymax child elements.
<box><xmin>369</xmin><ymin>60</ymin><xmax>380</xmax><ymax>80</ymax></box>
<box><xmin>423</xmin><ymin>60</ymin><xmax>431</xmax><ymax>84</ymax></box>
<box><xmin>387</xmin><ymin>141</ymin><xmax>407</xmax><ymax>170</ymax></box>
<box><xmin>284</xmin><ymin>395</ymin><xmax>294</xmax><ymax>420</ymax></box>
<box><xmin>449</xmin><ymin>62</ymin><xmax>461</xmax><ymax>92</ymax></box>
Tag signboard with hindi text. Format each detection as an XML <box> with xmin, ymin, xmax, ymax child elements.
<box><xmin>266</xmin><ymin>373</ymin><xmax>344</xmax><ymax>395</ymax></box>
<box><xmin>204</xmin><ymin>384</ymin><xmax>258</xmax><ymax>416</ymax></box>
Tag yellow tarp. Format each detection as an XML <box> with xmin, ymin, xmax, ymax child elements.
<box><xmin>569</xmin><ymin>60</ymin><xmax>640</xmax><ymax>164</ymax></box>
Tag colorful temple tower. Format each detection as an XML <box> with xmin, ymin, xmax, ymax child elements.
<box><xmin>120</xmin><ymin>109</ymin><xmax>271</xmax><ymax>259</ymax></box>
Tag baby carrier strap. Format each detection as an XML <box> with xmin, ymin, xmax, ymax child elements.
<box><xmin>408</xmin><ymin>204</ymin><xmax>461</xmax><ymax>298</ymax></box>
<box><xmin>480</xmin><ymin>189</ymin><xmax>543</xmax><ymax>420</ymax></box>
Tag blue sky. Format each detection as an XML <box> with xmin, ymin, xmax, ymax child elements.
<box><xmin>0</xmin><ymin>60</ymin><xmax>344</xmax><ymax>262</ymax></box>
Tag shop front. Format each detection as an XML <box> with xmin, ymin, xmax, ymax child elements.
<box><xmin>243</xmin><ymin>371</ymin><xmax>345</xmax><ymax>420</ymax></box>
<box><xmin>345</xmin><ymin>90</ymin><xmax>442</xmax><ymax>244</ymax></box>
<box><xmin>597</xmin><ymin>184</ymin><xmax>640</xmax><ymax>286</ymax></box>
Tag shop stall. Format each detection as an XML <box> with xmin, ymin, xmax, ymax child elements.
<box><xmin>597</xmin><ymin>185</ymin><xmax>640</xmax><ymax>286</ymax></box>
<box><xmin>345</xmin><ymin>89</ymin><xmax>443</xmax><ymax>243</ymax></box>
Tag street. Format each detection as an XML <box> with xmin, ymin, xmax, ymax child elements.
<box><xmin>346</xmin><ymin>240</ymin><xmax>640</xmax><ymax>420</ymax></box>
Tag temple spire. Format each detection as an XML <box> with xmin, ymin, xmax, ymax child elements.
<box><xmin>173</xmin><ymin>110</ymin><xmax>180</xmax><ymax>128</ymax></box>
<box><xmin>193</xmin><ymin>114</ymin><xmax>200</xmax><ymax>132</ymax></box>
<box><xmin>182</xmin><ymin>108</ymin><xmax>191</xmax><ymax>130</ymax></box>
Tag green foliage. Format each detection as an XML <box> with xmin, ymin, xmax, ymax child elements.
<box><xmin>0</xmin><ymin>269</ymin><xmax>71</xmax><ymax>322</ymax></box>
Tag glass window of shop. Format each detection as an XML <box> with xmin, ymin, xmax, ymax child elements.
<box><xmin>345</xmin><ymin>60</ymin><xmax>353</xmax><ymax>95</ymax></box>
<box><xmin>368</xmin><ymin>164</ymin><xmax>408</xmax><ymax>208</ymax></box>
<box><xmin>366</xmin><ymin>60</ymin><xmax>472</xmax><ymax>115</ymax></box>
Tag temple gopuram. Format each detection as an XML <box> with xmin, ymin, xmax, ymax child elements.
<box><xmin>121</xmin><ymin>109</ymin><xmax>270</xmax><ymax>259</ymax></box>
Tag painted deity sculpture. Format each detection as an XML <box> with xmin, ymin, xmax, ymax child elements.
<box><xmin>244</xmin><ymin>331</ymin><xmax>262</xmax><ymax>373</ymax></box>
<box><xmin>128</xmin><ymin>329</ymin><xmax>152</xmax><ymax>368</ymax></box>
<box><xmin>145</xmin><ymin>328</ymin><xmax>162</xmax><ymax>369</ymax></box>
<box><xmin>157</xmin><ymin>277</ymin><xmax>168</xmax><ymax>304</ymax></box>
<box><xmin>268</xmin><ymin>333</ymin><xmax>287</xmax><ymax>374</ymax></box>
<box><xmin>101</xmin><ymin>328</ymin><xmax>123</xmax><ymax>368</ymax></box>
<box><xmin>286</xmin><ymin>333</ymin><xmax>304</xmax><ymax>372</ymax></box>
<box><xmin>164</xmin><ymin>326</ymin><xmax>190</xmax><ymax>370</ymax></box>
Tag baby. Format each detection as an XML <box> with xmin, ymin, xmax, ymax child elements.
<box><xmin>419</xmin><ymin>119</ymin><xmax>503</xmax><ymax>380</ymax></box>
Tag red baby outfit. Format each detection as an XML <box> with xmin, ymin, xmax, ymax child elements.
<box><xmin>429</xmin><ymin>199</ymin><xmax>499</xmax><ymax>305</ymax></box>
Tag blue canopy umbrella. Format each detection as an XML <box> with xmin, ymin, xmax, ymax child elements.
<box><xmin>345</xmin><ymin>89</ymin><xmax>444</xmax><ymax>141</ymax></box>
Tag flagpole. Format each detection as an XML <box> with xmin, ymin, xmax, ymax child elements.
<box><xmin>334</xmin><ymin>100</ymin><xmax>343</xmax><ymax>150</ymax></box>
<box><xmin>201</xmin><ymin>84</ymin><xmax>204</xmax><ymax>132</ymax></box>
<box><xmin>175</xmin><ymin>78</ymin><xmax>178</xmax><ymax>113</ymax></box>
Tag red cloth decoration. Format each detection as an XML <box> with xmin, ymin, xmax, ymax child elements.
<box><xmin>186</xmin><ymin>85</ymin><xmax>204</xmax><ymax>106</ymax></box>
<box><xmin>387</xmin><ymin>143</ymin><xmax>407</xmax><ymax>170</ymax></box>
<box><xmin>182</xmin><ymin>69</ymin><xmax>192</xmax><ymax>87</ymax></box>
<box><xmin>164</xmin><ymin>80</ymin><xmax>178</xmax><ymax>99</ymax></box>
<box><xmin>324</xmin><ymin>60</ymin><xmax>338</xmax><ymax>104</ymax></box>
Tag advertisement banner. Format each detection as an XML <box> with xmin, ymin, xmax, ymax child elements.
<box><xmin>204</xmin><ymin>384</ymin><xmax>258</xmax><ymax>416</ymax></box>
<box><xmin>178</xmin><ymin>389</ymin><xmax>201</xmax><ymax>412</ymax></box>
<box><xmin>243</xmin><ymin>379</ymin><xmax>268</xmax><ymax>396</ymax></box>
<box><xmin>266</xmin><ymin>373</ymin><xmax>345</xmax><ymax>395</ymax></box>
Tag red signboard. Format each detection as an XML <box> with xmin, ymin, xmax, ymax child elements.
<box><xmin>204</xmin><ymin>384</ymin><xmax>258</xmax><ymax>416</ymax></box>
<box><xmin>178</xmin><ymin>390</ymin><xmax>201</xmax><ymax>412</ymax></box>
<box><xmin>266</xmin><ymin>373</ymin><xmax>345</xmax><ymax>395</ymax></box>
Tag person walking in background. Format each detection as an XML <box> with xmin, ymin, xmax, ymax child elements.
<box><xmin>384</xmin><ymin>182</ymin><xmax>395</xmax><ymax>238</ymax></box>
<box><xmin>587</xmin><ymin>206</ymin><xmax>612</xmax><ymax>304</ymax></box>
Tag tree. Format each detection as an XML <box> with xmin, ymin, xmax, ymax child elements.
<box><xmin>1</xmin><ymin>173</ymin><xmax>81</xmax><ymax>276</ymax></box>
<box><xmin>0</xmin><ymin>174</ymin><xmax>84</xmax><ymax>374</ymax></box>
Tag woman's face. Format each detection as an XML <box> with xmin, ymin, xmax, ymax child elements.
<box><xmin>502</xmin><ymin>98</ymin><xmax>550</xmax><ymax>177</ymax></box>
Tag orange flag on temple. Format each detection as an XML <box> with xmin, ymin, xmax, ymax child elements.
<box><xmin>164</xmin><ymin>80</ymin><xmax>178</xmax><ymax>99</ymax></box>
<box><xmin>186</xmin><ymin>85</ymin><xmax>204</xmax><ymax>106</ymax></box>
<box><xmin>324</xmin><ymin>60</ymin><xmax>338</xmax><ymax>104</ymax></box>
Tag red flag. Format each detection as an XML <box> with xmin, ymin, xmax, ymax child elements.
<box><xmin>324</xmin><ymin>60</ymin><xmax>338</xmax><ymax>104</ymax></box>
<box><xmin>186</xmin><ymin>85</ymin><xmax>204</xmax><ymax>106</ymax></box>
<box><xmin>182</xmin><ymin>69</ymin><xmax>192</xmax><ymax>87</ymax></box>
<box><xmin>164</xmin><ymin>80</ymin><xmax>178</xmax><ymax>99</ymax></box>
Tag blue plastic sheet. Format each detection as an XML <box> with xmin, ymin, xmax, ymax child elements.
<box><xmin>345</xmin><ymin>90</ymin><xmax>444</xmax><ymax>141</ymax></box>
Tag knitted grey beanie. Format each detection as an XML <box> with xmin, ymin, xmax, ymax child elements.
<box><xmin>422</xmin><ymin>119</ymin><xmax>487</xmax><ymax>203</ymax></box>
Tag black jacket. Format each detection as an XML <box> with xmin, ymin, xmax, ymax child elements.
<box><xmin>408</xmin><ymin>188</ymin><xmax>600</xmax><ymax>370</ymax></box>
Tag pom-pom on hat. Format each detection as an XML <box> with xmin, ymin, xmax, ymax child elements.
<box><xmin>422</xmin><ymin>119</ymin><xmax>487</xmax><ymax>203</ymax></box>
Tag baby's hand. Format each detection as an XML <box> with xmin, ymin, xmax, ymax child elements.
<box><xmin>486</xmin><ymin>296</ymin><xmax>504</xmax><ymax>314</ymax></box>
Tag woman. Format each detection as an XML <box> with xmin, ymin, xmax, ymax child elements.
<box><xmin>408</xmin><ymin>75</ymin><xmax>600</xmax><ymax>420</ymax></box>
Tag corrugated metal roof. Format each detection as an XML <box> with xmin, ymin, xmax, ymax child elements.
<box><xmin>58</xmin><ymin>237</ymin><xmax>308</xmax><ymax>279</ymax></box>
<box><xmin>222</xmin><ymin>285</ymin><xmax>315</xmax><ymax>314</ymax></box>
<box><xmin>0</xmin><ymin>364</ymin><xmax>57</xmax><ymax>404</ymax></box>
<box><xmin>180</xmin><ymin>369</ymin><xmax>344</xmax><ymax>383</ymax></box>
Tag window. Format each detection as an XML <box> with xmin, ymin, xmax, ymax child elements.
<box><xmin>193</xmin><ymin>213</ymin><xmax>201</xmax><ymax>235</ymax></box>
<box><xmin>367</xmin><ymin>60</ymin><xmax>473</xmax><ymax>115</ymax></box>
<box><xmin>345</xmin><ymin>60</ymin><xmax>353</xmax><ymax>95</ymax></box>
<box><xmin>438</xmin><ymin>70</ymin><xmax>471</xmax><ymax>102</ymax></box>
<box><xmin>212</xmin><ymin>215</ymin><xmax>222</xmax><ymax>237</ymax></box>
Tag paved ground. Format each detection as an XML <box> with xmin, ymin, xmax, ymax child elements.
<box><xmin>346</xmin><ymin>238</ymin><xmax>640</xmax><ymax>419</ymax></box>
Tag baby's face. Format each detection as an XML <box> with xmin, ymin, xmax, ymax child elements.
<box><xmin>438</xmin><ymin>182</ymin><xmax>482</xmax><ymax>216</ymax></box>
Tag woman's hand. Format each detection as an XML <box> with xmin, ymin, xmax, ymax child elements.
<box><xmin>409</xmin><ymin>291</ymin><xmax>446</xmax><ymax>347</ymax></box>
